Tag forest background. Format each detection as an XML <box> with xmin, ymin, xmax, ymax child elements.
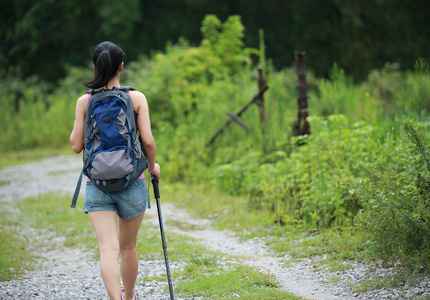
<box><xmin>2</xmin><ymin>0</ymin><xmax>430</xmax><ymax>287</ymax></box>
<box><xmin>2</xmin><ymin>0</ymin><xmax>430</xmax><ymax>81</ymax></box>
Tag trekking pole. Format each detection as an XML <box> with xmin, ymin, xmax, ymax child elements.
<box><xmin>151</xmin><ymin>176</ymin><xmax>175</xmax><ymax>300</ymax></box>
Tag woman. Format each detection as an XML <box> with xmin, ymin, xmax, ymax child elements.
<box><xmin>70</xmin><ymin>41</ymin><xmax>160</xmax><ymax>300</ymax></box>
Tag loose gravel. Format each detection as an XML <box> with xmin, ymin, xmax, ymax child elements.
<box><xmin>0</xmin><ymin>155</ymin><xmax>429</xmax><ymax>299</ymax></box>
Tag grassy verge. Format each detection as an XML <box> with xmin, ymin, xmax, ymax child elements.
<box><xmin>175</xmin><ymin>263</ymin><xmax>301</xmax><ymax>299</ymax></box>
<box><xmin>0</xmin><ymin>146</ymin><xmax>72</xmax><ymax>170</ymax></box>
<box><xmin>17</xmin><ymin>193</ymin><xmax>96</xmax><ymax>249</ymax></box>
<box><xmin>160</xmin><ymin>182</ymin><xmax>273</xmax><ymax>235</ymax></box>
<box><xmin>0</xmin><ymin>209</ymin><xmax>35</xmax><ymax>280</ymax></box>
<box><xmin>136</xmin><ymin>228</ymin><xmax>211</xmax><ymax>261</ymax></box>
<box><xmin>0</xmin><ymin>193</ymin><xmax>96</xmax><ymax>281</ymax></box>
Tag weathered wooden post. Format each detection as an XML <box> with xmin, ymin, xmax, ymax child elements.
<box><xmin>257</xmin><ymin>66</ymin><xmax>266</xmax><ymax>124</ymax></box>
<box><xmin>257</xmin><ymin>66</ymin><xmax>268</xmax><ymax>153</ymax></box>
<box><xmin>292</xmin><ymin>51</ymin><xmax>310</xmax><ymax>137</ymax></box>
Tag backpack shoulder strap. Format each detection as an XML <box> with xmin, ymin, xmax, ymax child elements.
<box><xmin>86</xmin><ymin>88</ymin><xmax>107</xmax><ymax>95</ymax></box>
<box><xmin>87</xmin><ymin>86</ymin><xmax>136</xmax><ymax>95</ymax></box>
<box><xmin>117</xmin><ymin>86</ymin><xmax>136</xmax><ymax>92</ymax></box>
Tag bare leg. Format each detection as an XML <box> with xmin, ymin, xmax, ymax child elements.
<box><xmin>118</xmin><ymin>212</ymin><xmax>144</xmax><ymax>300</ymax></box>
<box><xmin>89</xmin><ymin>211</ymin><xmax>121</xmax><ymax>300</ymax></box>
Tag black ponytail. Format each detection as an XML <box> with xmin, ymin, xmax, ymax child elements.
<box><xmin>85</xmin><ymin>41</ymin><xmax>125</xmax><ymax>89</ymax></box>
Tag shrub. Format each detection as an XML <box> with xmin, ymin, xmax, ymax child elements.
<box><xmin>354</xmin><ymin>119</ymin><xmax>430</xmax><ymax>270</ymax></box>
<box><xmin>214</xmin><ymin>114</ymin><xmax>403</xmax><ymax>229</ymax></box>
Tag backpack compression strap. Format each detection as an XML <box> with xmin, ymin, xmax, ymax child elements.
<box><xmin>71</xmin><ymin>169</ymin><xmax>83</xmax><ymax>208</ymax></box>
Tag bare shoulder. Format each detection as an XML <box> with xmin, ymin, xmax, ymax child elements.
<box><xmin>77</xmin><ymin>94</ymin><xmax>88</xmax><ymax>102</ymax></box>
<box><xmin>129</xmin><ymin>90</ymin><xmax>147</xmax><ymax>101</ymax></box>
<box><xmin>76</xmin><ymin>94</ymin><xmax>88</xmax><ymax>112</ymax></box>
<box><xmin>129</xmin><ymin>90</ymin><xmax>148</xmax><ymax>111</ymax></box>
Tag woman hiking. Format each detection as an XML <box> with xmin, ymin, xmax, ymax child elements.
<box><xmin>70</xmin><ymin>41</ymin><xmax>160</xmax><ymax>300</ymax></box>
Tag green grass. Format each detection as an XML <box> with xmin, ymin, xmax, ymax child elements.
<box><xmin>136</xmin><ymin>228</ymin><xmax>214</xmax><ymax>261</ymax></box>
<box><xmin>0</xmin><ymin>193</ymin><xmax>95</xmax><ymax>281</ymax></box>
<box><xmin>0</xmin><ymin>210</ymin><xmax>35</xmax><ymax>280</ymax></box>
<box><xmin>0</xmin><ymin>146</ymin><xmax>72</xmax><ymax>170</ymax></box>
<box><xmin>160</xmin><ymin>182</ymin><xmax>273</xmax><ymax>235</ymax></box>
<box><xmin>271</xmin><ymin>227</ymin><xmax>369</xmax><ymax>261</ymax></box>
<box><xmin>17</xmin><ymin>193</ymin><xmax>96</xmax><ymax>249</ymax></box>
<box><xmin>313</xmin><ymin>256</ymin><xmax>354</xmax><ymax>273</ymax></box>
<box><xmin>175</xmin><ymin>263</ymin><xmax>302</xmax><ymax>299</ymax></box>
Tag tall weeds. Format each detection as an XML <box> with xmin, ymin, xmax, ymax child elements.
<box><xmin>355</xmin><ymin>119</ymin><xmax>430</xmax><ymax>270</ymax></box>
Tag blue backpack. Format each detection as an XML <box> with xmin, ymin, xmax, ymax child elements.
<box><xmin>71</xmin><ymin>86</ymin><xmax>148</xmax><ymax>208</ymax></box>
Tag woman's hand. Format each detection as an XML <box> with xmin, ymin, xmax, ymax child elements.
<box><xmin>150</xmin><ymin>163</ymin><xmax>161</xmax><ymax>180</ymax></box>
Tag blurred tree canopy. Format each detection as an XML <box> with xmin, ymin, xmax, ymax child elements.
<box><xmin>1</xmin><ymin>0</ymin><xmax>429</xmax><ymax>82</ymax></box>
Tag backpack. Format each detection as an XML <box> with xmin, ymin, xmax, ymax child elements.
<box><xmin>71</xmin><ymin>86</ymin><xmax>148</xmax><ymax>208</ymax></box>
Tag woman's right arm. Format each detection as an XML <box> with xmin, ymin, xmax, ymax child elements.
<box><xmin>131</xmin><ymin>91</ymin><xmax>160</xmax><ymax>179</ymax></box>
<box><xmin>70</xmin><ymin>95</ymin><xmax>87</xmax><ymax>154</ymax></box>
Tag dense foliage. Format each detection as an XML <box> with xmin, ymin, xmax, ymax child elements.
<box><xmin>354</xmin><ymin>119</ymin><xmax>430</xmax><ymax>269</ymax></box>
<box><xmin>1</xmin><ymin>15</ymin><xmax>430</xmax><ymax>270</ymax></box>
<box><xmin>2</xmin><ymin>0</ymin><xmax>429</xmax><ymax>81</ymax></box>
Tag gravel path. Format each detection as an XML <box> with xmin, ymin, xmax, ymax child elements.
<box><xmin>0</xmin><ymin>155</ymin><xmax>429</xmax><ymax>299</ymax></box>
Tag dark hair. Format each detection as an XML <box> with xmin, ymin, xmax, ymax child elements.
<box><xmin>84</xmin><ymin>41</ymin><xmax>125</xmax><ymax>89</ymax></box>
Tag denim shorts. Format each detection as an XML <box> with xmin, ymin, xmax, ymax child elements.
<box><xmin>84</xmin><ymin>179</ymin><xmax>147</xmax><ymax>220</ymax></box>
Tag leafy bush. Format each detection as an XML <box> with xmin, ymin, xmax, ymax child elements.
<box><xmin>214</xmin><ymin>114</ymin><xmax>404</xmax><ymax>229</ymax></box>
<box><xmin>0</xmin><ymin>70</ymin><xmax>77</xmax><ymax>152</ymax></box>
<box><xmin>354</xmin><ymin>119</ymin><xmax>430</xmax><ymax>270</ymax></box>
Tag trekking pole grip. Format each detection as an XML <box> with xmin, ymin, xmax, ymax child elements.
<box><xmin>151</xmin><ymin>176</ymin><xmax>160</xmax><ymax>199</ymax></box>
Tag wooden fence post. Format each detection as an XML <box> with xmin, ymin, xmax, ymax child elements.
<box><xmin>293</xmin><ymin>51</ymin><xmax>310</xmax><ymax>137</ymax></box>
<box><xmin>257</xmin><ymin>66</ymin><xmax>266</xmax><ymax>124</ymax></box>
<box><xmin>257</xmin><ymin>66</ymin><xmax>268</xmax><ymax>153</ymax></box>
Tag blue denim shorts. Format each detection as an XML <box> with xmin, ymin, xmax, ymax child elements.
<box><xmin>84</xmin><ymin>179</ymin><xmax>147</xmax><ymax>220</ymax></box>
